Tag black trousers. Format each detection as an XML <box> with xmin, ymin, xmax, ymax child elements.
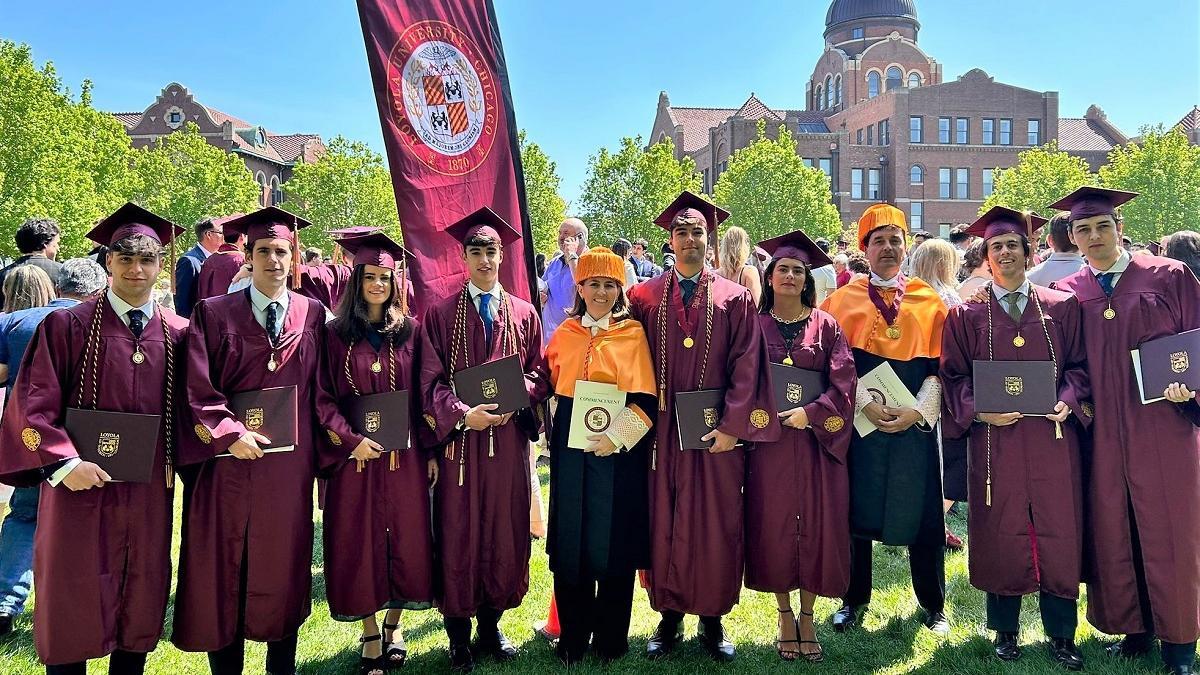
<box><xmin>46</xmin><ymin>650</ymin><xmax>146</xmax><ymax>675</ymax></box>
<box><xmin>1126</xmin><ymin>498</ymin><xmax>1198</xmax><ymax>669</ymax></box>
<box><xmin>554</xmin><ymin>571</ymin><xmax>635</xmax><ymax>659</ymax></box>
<box><xmin>986</xmin><ymin>592</ymin><xmax>1076</xmax><ymax>639</ymax></box>
<box><xmin>206</xmin><ymin>542</ymin><xmax>298</xmax><ymax>675</ymax></box>
<box><xmin>844</xmin><ymin>535</ymin><xmax>945</xmax><ymax>612</ymax></box>
<box><xmin>444</xmin><ymin>606</ymin><xmax>504</xmax><ymax>646</ymax></box>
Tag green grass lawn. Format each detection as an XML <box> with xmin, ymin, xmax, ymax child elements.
<box><xmin>0</xmin><ymin>464</ymin><xmax>1170</xmax><ymax>673</ymax></box>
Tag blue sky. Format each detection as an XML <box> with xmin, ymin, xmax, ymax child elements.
<box><xmin>2</xmin><ymin>0</ymin><xmax>1197</xmax><ymax>208</ymax></box>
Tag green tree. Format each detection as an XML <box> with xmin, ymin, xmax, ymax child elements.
<box><xmin>0</xmin><ymin>40</ymin><xmax>135</xmax><ymax>257</ymax></box>
<box><xmin>712</xmin><ymin>120</ymin><xmax>841</xmax><ymax>243</ymax></box>
<box><xmin>1100</xmin><ymin>125</ymin><xmax>1200</xmax><ymax>244</ymax></box>
<box><xmin>519</xmin><ymin>130</ymin><xmax>566</xmax><ymax>256</ymax></box>
<box><xmin>128</xmin><ymin>122</ymin><xmax>260</xmax><ymax>241</ymax></box>
<box><xmin>281</xmin><ymin>136</ymin><xmax>400</xmax><ymax>254</ymax></box>
<box><xmin>578</xmin><ymin>136</ymin><xmax>701</xmax><ymax>247</ymax></box>
<box><xmin>980</xmin><ymin>141</ymin><xmax>1097</xmax><ymax>217</ymax></box>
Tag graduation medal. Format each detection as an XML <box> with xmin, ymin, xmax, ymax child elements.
<box><xmin>1104</xmin><ymin>306</ymin><xmax>1117</xmax><ymax>320</ymax></box>
<box><xmin>1013</xmin><ymin>335</ymin><xmax>1026</xmax><ymax>348</ymax></box>
<box><xmin>886</xmin><ymin>325</ymin><xmax>902</xmax><ymax>340</ymax></box>
<box><xmin>131</xmin><ymin>349</ymin><xmax>145</xmax><ymax>365</ymax></box>
<box><xmin>371</xmin><ymin>360</ymin><xmax>383</xmax><ymax>373</ymax></box>
<box><xmin>683</xmin><ymin>337</ymin><xmax>695</xmax><ymax>349</ymax></box>
<box><xmin>782</xmin><ymin>355</ymin><xmax>794</xmax><ymax>366</ymax></box>
<box><xmin>267</xmin><ymin>354</ymin><xmax>278</xmax><ymax>372</ymax></box>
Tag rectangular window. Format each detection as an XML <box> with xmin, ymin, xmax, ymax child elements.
<box><xmin>911</xmin><ymin>202</ymin><xmax>923</xmax><ymax>230</ymax></box>
<box><xmin>879</xmin><ymin>120</ymin><xmax>889</xmax><ymax>146</ymax></box>
<box><xmin>956</xmin><ymin>168</ymin><xmax>969</xmax><ymax>199</ymax></box>
<box><xmin>1000</xmin><ymin>119</ymin><xmax>1013</xmax><ymax>146</ymax></box>
<box><xmin>939</xmin><ymin>117</ymin><xmax>951</xmax><ymax>144</ymax></box>
<box><xmin>939</xmin><ymin>223</ymin><xmax>952</xmax><ymax>238</ymax></box>
<box><xmin>819</xmin><ymin>158</ymin><xmax>832</xmax><ymax>179</ymax></box>
<box><xmin>868</xmin><ymin>169</ymin><xmax>881</xmax><ymax>199</ymax></box>
<box><xmin>983</xmin><ymin>169</ymin><xmax>995</xmax><ymax>197</ymax></box>
<box><xmin>852</xmin><ymin>169</ymin><xmax>864</xmax><ymax>199</ymax></box>
<box><xmin>1028</xmin><ymin>119</ymin><xmax>1041</xmax><ymax>145</ymax></box>
<box><xmin>982</xmin><ymin>119</ymin><xmax>995</xmax><ymax>145</ymax></box>
<box><xmin>852</xmin><ymin>27</ymin><xmax>864</xmax><ymax>39</ymax></box>
<box><xmin>910</xmin><ymin>116</ymin><xmax>923</xmax><ymax>143</ymax></box>
<box><xmin>802</xmin><ymin>158</ymin><xmax>814</xmax><ymax>168</ymax></box>
<box><xmin>856</xmin><ymin>128</ymin><xmax>863</xmax><ymax>145</ymax></box>
<box><xmin>168</xmin><ymin>111</ymin><xmax>182</xmax><ymax>124</ymax></box>
<box><xmin>867</xmin><ymin>126</ymin><xmax>873</xmax><ymax>146</ymax></box>
<box><xmin>956</xmin><ymin>117</ymin><xmax>969</xmax><ymax>144</ymax></box>
<box><xmin>939</xmin><ymin>168</ymin><xmax>951</xmax><ymax>199</ymax></box>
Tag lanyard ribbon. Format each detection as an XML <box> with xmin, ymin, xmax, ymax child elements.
<box><xmin>867</xmin><ymin>276</ymin><xmax>906</xmax><ymax>326</ymax></box>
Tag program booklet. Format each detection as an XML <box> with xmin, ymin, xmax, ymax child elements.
<box><xmin>853</xmin><ymin>362</ymin><xmax>918</xmax><ymax>437</ymax></box>
<box><xmin>567</xmin><ymin>380</ymin><xmax>627</xmax><ymax>450</ymax></box>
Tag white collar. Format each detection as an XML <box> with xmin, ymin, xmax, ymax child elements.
<box><xmin>580</xmin><ymin>312</ymin><xmax>612</xmax><ymax>334</ymax></box>
<box><xmin>1089</xmin><ymin>249</ymin><xmax>1131</xmax><ymax>276</ymax></box>
<box><xmin>468</xmin><ymin>280</ymin><xmax>502</xmax><ymax>299</ymax></box>
<box><xmin>674</xmin><ymin>267</ymin><xmax>703</xmax><ymax>283</ymax></box>
<box><xmin>249</xmin><ymin>283</ymin><xmax>289</xmax><ymax>313</ymax></box>
<box><xmin>869</xmin><ymin>271</ymin><xmax>901</xmax><ymax>288</ymax></box>
<box><xmin>107</xmin><ymin>289</ymin><xmax>156</xmax><ymax>320</ymax></box>
<box><xmin>991</xmin><ymin>279</ymin><xmax>1031</xmax><ymax>301</ymax></box>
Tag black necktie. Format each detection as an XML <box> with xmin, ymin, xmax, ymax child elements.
<box><xmin>266</xmin><ymin>302</ymin><xmax>280</xmax><ymax>345</ymax></box>
<box><xmin>680</xmin><ymin>279</ymin><xmax>697</xmax><ymax>305</ymax></box>
<box><xmin>1097</xmin><ymin>272</ymin><xmax>1116</xmax><ymax>298</ymax></box>
<box><xmin>128</xmin><ymin>309</ymin><xmax>145</xmax><ymax>338</ymax></box>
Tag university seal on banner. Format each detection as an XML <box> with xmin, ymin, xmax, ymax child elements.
<box><xmin>387</xmin><ymin>20</ymin><xmax>498</xmax><ymax>176</ymax></box>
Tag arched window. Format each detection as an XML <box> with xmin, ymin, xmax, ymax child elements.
<box><xmin>908</xmin><ymin>72</ymin><xmax>922</xmax><ymax>88</ymax></box>
<box><xmin>270</xmin><ymin>176</ymin><xmax>283</xmax><ymax>206</ymax></box>
<box><xmin>815</xmin><ymin>84</ymin><xmax>824</xmax><ymax>110</ymax></box>
<box><xmin>886</xmin><ymin>67</ymin><xmax>903</xmax><ymax>91</ymax></box>
<box><xmin>867</xmin><ymin>71</ymin><xmax>881</xmax><ymax>98</ymax></box>
<box><xmin>824</xmin><ymin>75</ymin><xmax>833</xmax><ymax>109</ymax></box>
<box><xmin>910</xmin><ymin>164</ymin><xmax>924</xmax><ymax>184</ymax></box>
<box><xmin>255</xmin><ymin>171</ymin><xmax>268</xmax><ymax>206</ymax></box>
<box><xmin>834</xmin><ymin>75</ymin><xmax>842</xmax><ymax>107</ymax></box>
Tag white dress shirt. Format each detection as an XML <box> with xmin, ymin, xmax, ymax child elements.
<box><xmin>991</xmin><ymin>280</ymin><xmax>1032</xmax><ymax>316</ymax></box>
<box><xmin>468</xmin><ymin>280</ymin><xmax>503</xmax><ymax>316</ymax></box>
<box><xmin>1088</xmin><ymin>249</ymin><xmax>1132</xmax><ymax>286</ymax></box>
<box><xmin>869</xmin><ymin>271</ymin><xmax>902</xmax><ymax>288</ymax></box>
<box><xmin>1027</xmin><ymin>252</ymin><xmax>1085</xmax><ymax>287</ymax></box>
<box><xmin>249</xmin><ymin>283</ymin><xmax>290</xmax><ymax>337</ymax></box>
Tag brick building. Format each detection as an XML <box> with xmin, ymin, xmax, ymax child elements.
<box><xmin>648</xmin><ymin>0</ymin><xmax>1129</xmax><ymax>236</ymax></box>
<box><xmin>112</xmin><ymin>83</ymin><xmax>326</xmax><ymax>208</ymax></box>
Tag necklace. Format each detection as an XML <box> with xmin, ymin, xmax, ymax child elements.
<box><xmin>770</xmin><ymin>308</ymin><xmax>811</xmax><ymax>324</ymax></box>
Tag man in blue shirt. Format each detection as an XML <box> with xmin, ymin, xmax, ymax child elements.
<box><xmin>539</xmin><ymin>218</ymin><xmax>586</xmax><ymax>346</ymax></box>
<box><xmin>0</xmin><ymin>258</ymin><xmax>106</xmax><ymax>635</ymax></box>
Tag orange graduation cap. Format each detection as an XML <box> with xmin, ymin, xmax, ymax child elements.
<box><xmin>222</xmin><ymin>206</ymin><xmax>312</xmax><ymax>289</ymax></box>
<box><xmin>1048</xmin><ymin>186</ymin><xmax>1138</xmax><ymax>221</ymax></box>
<box><xmin>336</xmin><ymin>232</ymin><xmax>412</xmax><ymax>270</ymax></box>
<box><xmin>445</xmin><ymin>206</ymin><xmax>521</xmax><ymax>247</ymax></box>
<box><xmin>856</xmin><ymin>203</ymin><xmax>908</xmax><ymax>251</ymax></box>
<box><xmin>653</xmin><ymin>191</ymin><xmax>729</xmax><ymax>233</ymax></box>
<box><xmin>966</xmin><ymin>206</ymin><xmax>1049</xmax><ymax>242</ymax></box>
<box><xmin>757</xmin><ymin>229</ymin><xmax>834</xmax><ymax>268</ymax></box>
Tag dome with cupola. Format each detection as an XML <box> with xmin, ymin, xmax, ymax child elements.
<box><xmin>824</xmin><ymin>0</ymin><xmax>920</xmax><ymax>42</ymax></box>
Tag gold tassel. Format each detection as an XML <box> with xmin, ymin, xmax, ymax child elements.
<box><xmin>1054</xmin><ymin>419</ymin><xmax>1063</xmax><ymax>440</ymax></box>
<box><xmin>356</xmin><ymin>459</ymin><xmax>365</xmax><ymax>473</ymax></box>
<box><xmin>658</xmin><ymin>387</ymin><xmax>666</xmax><ymax>412</ymax></box>
<box><xmin>458</xmin><ymin>461</ymin><xmax>464</xmax><ymax>487</ymax></box>
<box><xmin>985</xmin><ymin>479</ymin><xmax>992</xmax><ymax>507</ymax></box>
<box><xmin>488</xmin><ymin>428</ymin><xmax>495</xmax><ymax>457</ymax></box>
<box><xmin>651</xmin><ymin>441</ymin><xmax>657</xmax><ymax>471</ymax></box>
<box><xmin>165</xmin><ymin>464</ymin><xmax>174</xmax><ymax>489</ymax></box>
<box><xmin>389</xmin><ymin>451</ymin><xmax>398</xmax><ymax>472</ymax></box>
<box><xmin>445</xmin><ymin>440</ymin><xmax>455</xmax><ymax>461</ymax></box>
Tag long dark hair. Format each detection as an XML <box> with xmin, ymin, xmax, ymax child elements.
<box><xmin>330</xmin><ymin>264</ymin><xmax>413</xmax><ymax>345</ymax></box>
<box><xmin>759</xmin><ymin>258</ymin><xmax>816</xmax><ymax>313</ymax></box>
<box><xmin>567</xmin><ymin>278</ymin><xmax>630</xmax><ymax>320</ymax></box>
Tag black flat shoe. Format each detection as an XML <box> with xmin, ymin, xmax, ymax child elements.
<box><xmin>1049</xmin><ymin>638</ymin><xmax>1083</xmax><ymax>671</ymax></box>
<box><xmin>448</xmin><ymin>643</ymin><xmax>474</xmax><ymax>672</ymax></box>
<box><xmin>698</xmin><ymin>620</ymin><xmax>736</xmax><ymax>663</ymax></box>
<box><xmin>359</xmin><ymin>634</ymin><xmax>386</xmax><ymax>675</ymax></box>
<box><xmin>832</xmin><ymin>604</ymin><xmax>864</xmax><ymax>632</ymax></box>
<box><xmin>381</xmin><ymin>620</ymin><xmax>407</xmax><ymax>668</ymax></box>
<box><xmin>474</xmin><ymin>628</ymin><xmax>518</xmax><ymax>661</ymax></box>
<box><xmin>1106</xmin><ymin>634</ymin><xmax>1154</xmax><ymax>659</ymax></box>
<box><xmin>993</xmin><ymin>632</ymin><xmax>1020</xmax><ymax>661</ymax></box>
<box><xmin>922</xmin><ymin>610</ymin><xmax>951</xmax><ymax>636</ymax></box>
<box><xmin>645</xmin><ymin>619</ymin><xmax>683</xmax><ymax>660</ymax></box>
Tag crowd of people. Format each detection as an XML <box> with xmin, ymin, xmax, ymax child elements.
<box><xmin>0</xmin><ymin>185</ymin><xmax>1197</xmax><ymax>675</ymax></box>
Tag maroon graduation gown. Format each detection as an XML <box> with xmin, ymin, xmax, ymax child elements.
<box><xmin>315</xmin><ymin>325</ymin><xmax>435</xmax><ymax>619</ymax></box>
<box><xmin>297</xmin><ymin>264</ymin><xmax>337</xmax><ymax>309</ymax></box>
<box><xmin>417</xmin><ymin>287</ymin><xmax>550</xmax><ymax>618</ymax></box>
<box><xmin>940</xmin><ymin>286</ymin><xmax>1089</xmax><ymax>598</ymax></box>
<box><xmin>627</xmin><ymin>271</ymin><xmax>780</xmax><ymax>617</ymax></box>
<box><xmin>1054</xmin><ymin>256</ymin><xmax>1200</xmax><ymax>643</ymax></box>
<box><xmin>744</xmin><ymin>310</ymin><xmax>855</xmax><ymax>598</ymax></box>
<box><xmin>196</xmin><ymin>245</ymin><xmax>244</xmax><ymax>300</ymax></box>
<box><xmin>172</xmin><ymin>290</ymin><xmax>328</xmax><ymax>650</ymax></box>
<box><xmin>0</xmin><ymin>297</ymin><xmax>189</xmax><ymax>665</ymax></box>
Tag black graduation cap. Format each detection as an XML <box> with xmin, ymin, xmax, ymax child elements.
<box><xmin>653</xmin><ymin>191</ymin><xmax>729</xmax><ymax>233</ymax></box>
<box><xmin>757</xmin><ymin>229</ymin><xmax>834</xmax><ymax>268</ymax></box>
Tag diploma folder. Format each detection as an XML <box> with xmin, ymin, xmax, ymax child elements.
<box><xmin>217</xmin><ymin>385</ymin><xmax>298</xmax><ymax>456</ymax></box>
<box><xmin>853</xmin><ymin>362</ymin><xmax>918</xmax><ymax>437</ymax></box>
<box><xmin>346</xmin><ymin>390</ymin><xmax>410</xmax><ymax>451</ymax></box>
<box><xmin>972</xmin><ymin>360</ymin><xmax>1057</xmax><ymax>415</ymax></box>
<box><xmin>675</xmin><ymin>388</ymin><xmax>726</xmax><ymax>450</ymax></box>
<box><xmin>769</xmin><ymin>364</ymin><xmax>826</xmax><ymax>412</ymax></box>
<box><xmin>65</xmin><ymin>408</ymin><xmax>161</xmax><ymax>483</ymax></box>
<box><xmin>452</xmin><ymin>353</ymin><xmax>530</xmax><ymax>415</ymax></box>
<box><xmin>567</xmin><ymin>381</ymin><xmax>626</xmax><ymax>450</ymax></box>
<box><xmin>1132</xmin><ymin>328</ymin><xmax>1200</xmax><ymax>404</ymax></box>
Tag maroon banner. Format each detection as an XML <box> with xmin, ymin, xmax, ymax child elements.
<box><xmin>356</xmin><ymin>0</ymin><xmax>536</xmax><ymax>305</ymax></box>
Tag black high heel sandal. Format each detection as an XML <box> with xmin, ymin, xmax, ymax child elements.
<box><xmin>776</xmin><ymin>608</ymin><xmax>801</xmax><ymax>661</ymax></box>
<box><xmin>797</xmin><ymin>609</ymin><xmax>824</xmax><ymax>663</ymax></box>
<box><xmin>382</xmin><ymin>620</ymin><xmax>408</xmax><ymax>668</ymax></box>
<box><xmin>360</xmin><ymin>634</ymin><xmax>386</xmax><ymax>675</ymax></box>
